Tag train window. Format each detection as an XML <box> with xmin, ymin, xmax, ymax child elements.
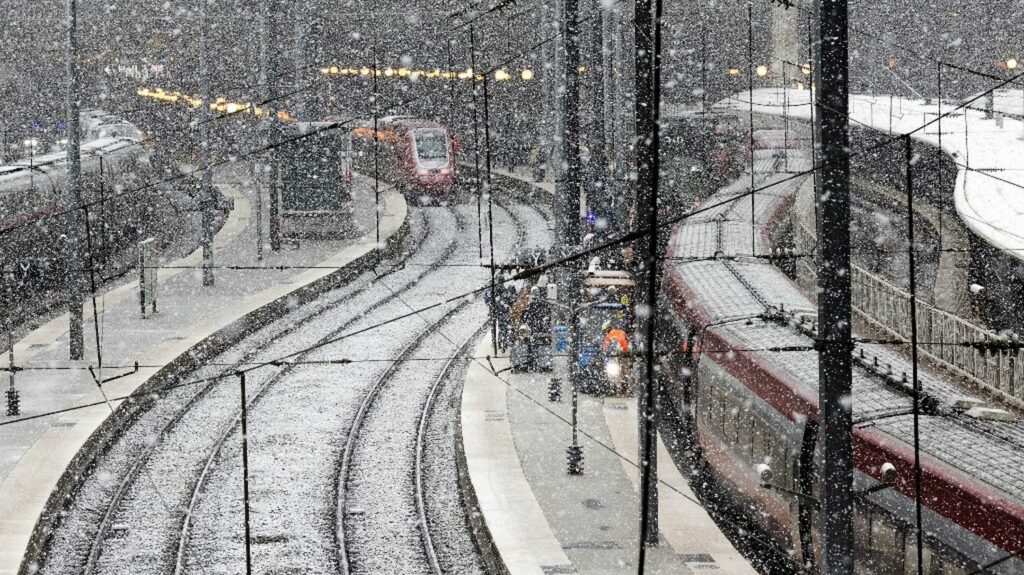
<box><xmin>723</xmin><ymin>404</ymin><xmax>738</xmax><ymax>444</ymax></box>
<box><xmin>937</xmin><ymin>555</ymin><xmax>967</xmax><ymax>575</ymax></box>
<box><xmin>903</xmin><ymin>538</ymin><xmax>929</xmax><ymax>574</ymax></box>
<box><xmin>701</xmin><ymin>384</ymin><xmax>713</xmax><ymax>424</ymax></box>
<box><xmin>754</xmin><ymin>422</ymin><xmax>770</xmax><ymax>462</ymax></box>
<box><xmin>854</xmin><ymin>506</ymin><xmax>871</xmax><ymax>571</ymax></box>
<box><xmin>712</xmin><ymin>388</ymin><xmax>724</xmax><ymax>434</ymax></box>
<box><xmin>702</xmin><ymin>385</ymin><xmax>715</xmax><ymax>428</ymax></box>
<box><xmin>738</xmin><ymin>414</ymin><xmax>753</xmax><ymax>458</ymax></box>
<box><xmin>414</xmin><ymin>130</ymin><xmax>448</xmax><ymax>160</ymax></box>
<box><xmin>869</xmin><ymin>514</ymin><xmax>904</xmax><ymax>573</ymax></box>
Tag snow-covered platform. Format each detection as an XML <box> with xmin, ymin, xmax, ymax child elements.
<box><xmin>459</xmin><ymin>336</ymin><xmax>758</xmax><ymax>574</ymax></box>
<box><xmin>722</xmin><ymin>88</ymin><xmax>1024</xmax><ymax>262</ymax></box>
<box><xmin>0</xmin><ymin>168</ymin><xmax>406</xmax><ymax>575</ymax></box>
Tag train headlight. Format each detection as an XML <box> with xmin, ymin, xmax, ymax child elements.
<box><xmin>605</xmin><ymin>358</ymin><xmax>621</xmax><ymax>379</ymax></box>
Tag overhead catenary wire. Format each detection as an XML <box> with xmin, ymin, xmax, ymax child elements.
<box><xmin>0</xmin><ymin>0</ymin><xmax>633</xmax><ymax>243</ymax></box>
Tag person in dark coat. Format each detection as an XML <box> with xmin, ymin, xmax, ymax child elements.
<box><xmin>524</xmin><ymin>284</ymin><xmax>552</xmax><ymax>371</ymax></box>
<box><xmin>495</xmin><ymin>279</ymin><xmax>517</xmax><ymax>352</ymax></box>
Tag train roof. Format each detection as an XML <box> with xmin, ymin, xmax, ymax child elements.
<box><xmin>663</xmin><ymin>130</ymin><xmax>1024</xmax><ymax>543</ymax></box>
<box><xmin>0</xmin><ymin>136</ymin><xmax>142</xmax><ymax>188</ymax></box>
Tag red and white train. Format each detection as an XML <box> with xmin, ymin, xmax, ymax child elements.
<box><xmin>658</xmin><ymin>131</ymin><xmax>1024</xmax><ymax>574</ymax></box>
<box><xmin>351</xmin><ymin>116</ymin><xmax>457</xmax><ymax>197</ymax></box>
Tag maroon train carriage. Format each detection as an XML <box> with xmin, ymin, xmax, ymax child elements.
<box><xmin>657</xmin><ymin>135</ymin><xmax>1024</xmax><ymax>574</ymax></box>
<box><xmin>352</xmin><ymin>116</ymin><xmax>456</xmax><ymax>199</ymax></box>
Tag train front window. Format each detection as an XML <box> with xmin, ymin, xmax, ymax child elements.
<box><xmin>415</xmin><ymin>130</ymin><xmax>448</xmax><ymax>160</ymax></box>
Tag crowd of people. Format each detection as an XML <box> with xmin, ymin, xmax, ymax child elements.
<box><xmin>486</xmin><ymin>273</ymin><xmax>553</xmax><ymax>372</ymax></box>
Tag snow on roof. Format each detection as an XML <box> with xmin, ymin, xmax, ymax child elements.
<box><xmin>719</xmin><ymin>88</ymin><xmax>1024</xmax><ymax>262</ymax></box>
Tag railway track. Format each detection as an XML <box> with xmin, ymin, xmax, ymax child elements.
<box><xmin>41</xmin><ymin>197</ymin><xmax>549</xmax><ymax>575</ymax></box>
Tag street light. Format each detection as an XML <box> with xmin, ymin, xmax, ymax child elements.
<box><xmin>727</xmin><ymin>66</ymin><xmax>741</xmax><ymax>76</ymax></box>
<box><xmin>756</xmin><ymin>64</ymin><xmax>768</xmax><ymax>77</ymax></box>
<box><xmin>521</xmin><ymin>68</ymin><xmax>534</xmax><ymax>81</ymax></box>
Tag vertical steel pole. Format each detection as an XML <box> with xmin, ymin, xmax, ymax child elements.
<box><xmin>372</xmin><ymin>36</ymin><xmax>381</xmax><ymax>255</ymax></box>
<box><xmin>557</xmin><ymin>0</ymin><xmax>581</xmax><ymax>247</ymax></box>
<box><xmin>7</xmin><ymin>328</ymin><xmax>14</xmax><ymax>392</ymax></box>
<box><xmin>591</xmin><ymin>0</ymin><xmax>606</xmax><ymax>224</ymax></box>
<box><xmin>482</xmin><ymin>76</ymin><xmax>498</xmax><ymax>356</ymax></box>
<box><xmin>469</xmin><ymin>26</ymin><xmax>484</xmax><ymax>260</ymax></box>
<box><xmin>904</xmin><ymin>135</ymin><xmax>925</xmax><ymax>575</ymax></box>
<box><xmin>807</xmin><ymin>15</ymin><xmax>818</xmax><ymax>222</ymax></box>
<box><xmin>601</xmin><ymin>0</ymin><xmax>613</xmax><ymax>177</ymax></box>
<box><xmin>936</xmin><ymin>63</ymin><xmax>943</xmax><ymax>251</ymax></box>
<box><xmin>747</xmin><ymin>2</ymin><xmax>757</xmax><ymax>256</ymax></box>
<box><xmin>813</xmin><ymin>0</ymin><xmax>853</xmax><ymax>573</ymax></box>
<box><xmin>552</xmin><ymin>0</ymin><xmax>565</xmax><ymax>182</ymax></box>
<box><xmin>612</xmin><ymin>4</ymin><xmax>628</xmax><ymax>234</ymax></box>
<box><xmin>447</xmin><ymin>41</ymin><xmax>456</xmax><ymax>135</ymax></box>
<box><xmin>702</xmin><ymin>18</ymin><xmax>710</xmax><ymax>198</ymax></box>
<box><xmin>292</xmin><ymin>0</ymin><xmax>307</xmax><ymax>119</ymax></box>
<box><xmin>262</xmin><ymin>0</ymin><xmax>282</xmax><ymax>252</ymax></box>
<box><xmin>239</xmin><ymin>373</ymin><xmax>253</xmax><ymax>575</ymax></box>
<box><xmin>252</xmin><ymin>160</ymin><xmax>263</xmax><ymax>261</ymax></box>
<box><xmin>200</xmin><ymin>0</ymin><xmax>215</xmax><ymax>287</ymax></box>
<box><xmin>634</xmin><ymin>0</ymin><xmax>663</xmax><ymax>556</ymax></box>
<box><xmin>783</xmin><ymin>67</ymin><xmax>789</xmax><ymax>172</ymax></box>
<box><xmin>66</xmin><ymin>0</ymin><xmax>84</xmax><ymax>360</ymax></box>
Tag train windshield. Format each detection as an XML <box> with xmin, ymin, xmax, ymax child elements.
<box><xmin>414</xmin><ymin>130</ymin><xmax>448</xmax><ymax>160</ymax></box>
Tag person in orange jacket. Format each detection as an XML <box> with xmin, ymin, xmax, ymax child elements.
<box><xmin>601</xmin><ymin>321</ymin><xmax>629</xmax><ymax>354</ymax></box>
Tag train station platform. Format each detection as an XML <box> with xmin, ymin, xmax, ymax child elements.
<box><xmin>459</xmin><ymin>336</ymin><xmax>758</xmax><ymax>575</ymax></box>
<box><xmin>723</xmin><ymin>87</ymin><xmax>1024</xmax><ymax>265</ymax></box>
<box><xmin>0</xmin><ymin>167</ymin><xmax>407</xmax><ymax>574</ymax></box>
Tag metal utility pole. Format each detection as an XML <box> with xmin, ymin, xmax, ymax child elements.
<box><xmin>611</xmin><ymin>5</ymin><xmax>629</xmax><ymax>235</ymax></box>
<box><xmin>239</xmin><ymin>373</ymin><xmax>253</xmax><ymax>575</ymax></box>
<box><xmin>812</xmin><ymin>0</ymin><xmax>854</xmax><ymax>573</ymax></box>
<box><xmin>904</xmin><ymin>135</ymin><xmax>925</xmax><ymax>575</ymax></box>
<box><xmin>747</xmin><ymin>2</ymin><xmax>757</xmax><ymax>256</ymax></box>
<box><xmin>551</xmin><ymin>0</ymin><xmax>566</xmax><ymax>184</ymax></box>
<box><xmin>482</xmin><ymin>77</ymin><xmax>497</xmax><ymax>356</ymax></box>
<box><xmin>372</xmin><ymin>37</ymin><xmax>381</xmax><ymax>256</ymax></box>
<box><xmin>469</xmin><ymin>26</ymin><xmax>484</xmax><ymax>260</ymax></box>
<box><xmin>200</xmin><ymin>0</ymin><xmax>215</xmax><ymax>287</ymax></box>
<box><xmin>66</xmin><ymin>0</ymin><xmax>84</xmax><ymax>360</ymax></box>
<box><xmin>555</xmin><ymin>0</ymin><xmax>581</xmax><ymax>247</ymax></box>
<box><xmin>634</xmin><ymin>0</ymin><xmax>663</xmax><ymax>554</ymax></box>
<box><xmin>292</xmin><ymin>0</ymin><xmax>308</xmax><ymax>119</ymax></box>
<box><xmin>261</xmin><ymin>0</ymin><xmax>282</xmax><ymax>251</ymax></box>
<box><xmin>591</xmin><ymin>0</ymin><xmax>607</xmax><ymax>229</ymax></box>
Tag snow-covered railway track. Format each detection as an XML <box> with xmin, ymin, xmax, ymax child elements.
<box><xmin>73</xmin><ymin>212</ymin><xmax>457</xmax><ymax>575</ymax></box>
<box><xmin>336</xmin><ymin>200</ymin><xmax>533</xmax><ymax>575</ymax></box>
<box><xmin>41</xmin><ymin>196</ymin><xmax>549</xmax><ymax>575</ymax></box>
<box><xmin>336</xmin><ymin>301</ymin><xmax>480</xmax><ymax>575</ymax></box>
<box><xmin>41</xmin><ymin>206</ymin><xmax>457</xmax><ymax>574</ymax></box>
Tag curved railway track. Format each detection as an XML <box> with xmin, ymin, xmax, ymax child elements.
<box><xmin>41</xmin><ymin>197</ymin><xmax>549</xmax><ymax>575</ymax></box>
<box><xmin>74</xmin><ymin>210</ymin><xmax>448</xmax><ymax>575</ymax></box>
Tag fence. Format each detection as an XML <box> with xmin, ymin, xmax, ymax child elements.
<box><xmin>852</xmin><ymin>266</ymin><xmax>1023</xmax><ymax>405</ymax></box>
<box><xmin>794</xmin><ymin>205</ymin><xmax>1024</xmax><ymax>406</ymax></box>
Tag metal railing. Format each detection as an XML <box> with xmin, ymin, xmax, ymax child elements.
<box><xmin>793</xmin><ymin>206</ymin><xmax>1024</xmax><ymax>406</ymax></box>
<box><xmin>852</xmin><ymin>266</ymin><xmax>1023</xmax><ymax>404</ymax></box>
